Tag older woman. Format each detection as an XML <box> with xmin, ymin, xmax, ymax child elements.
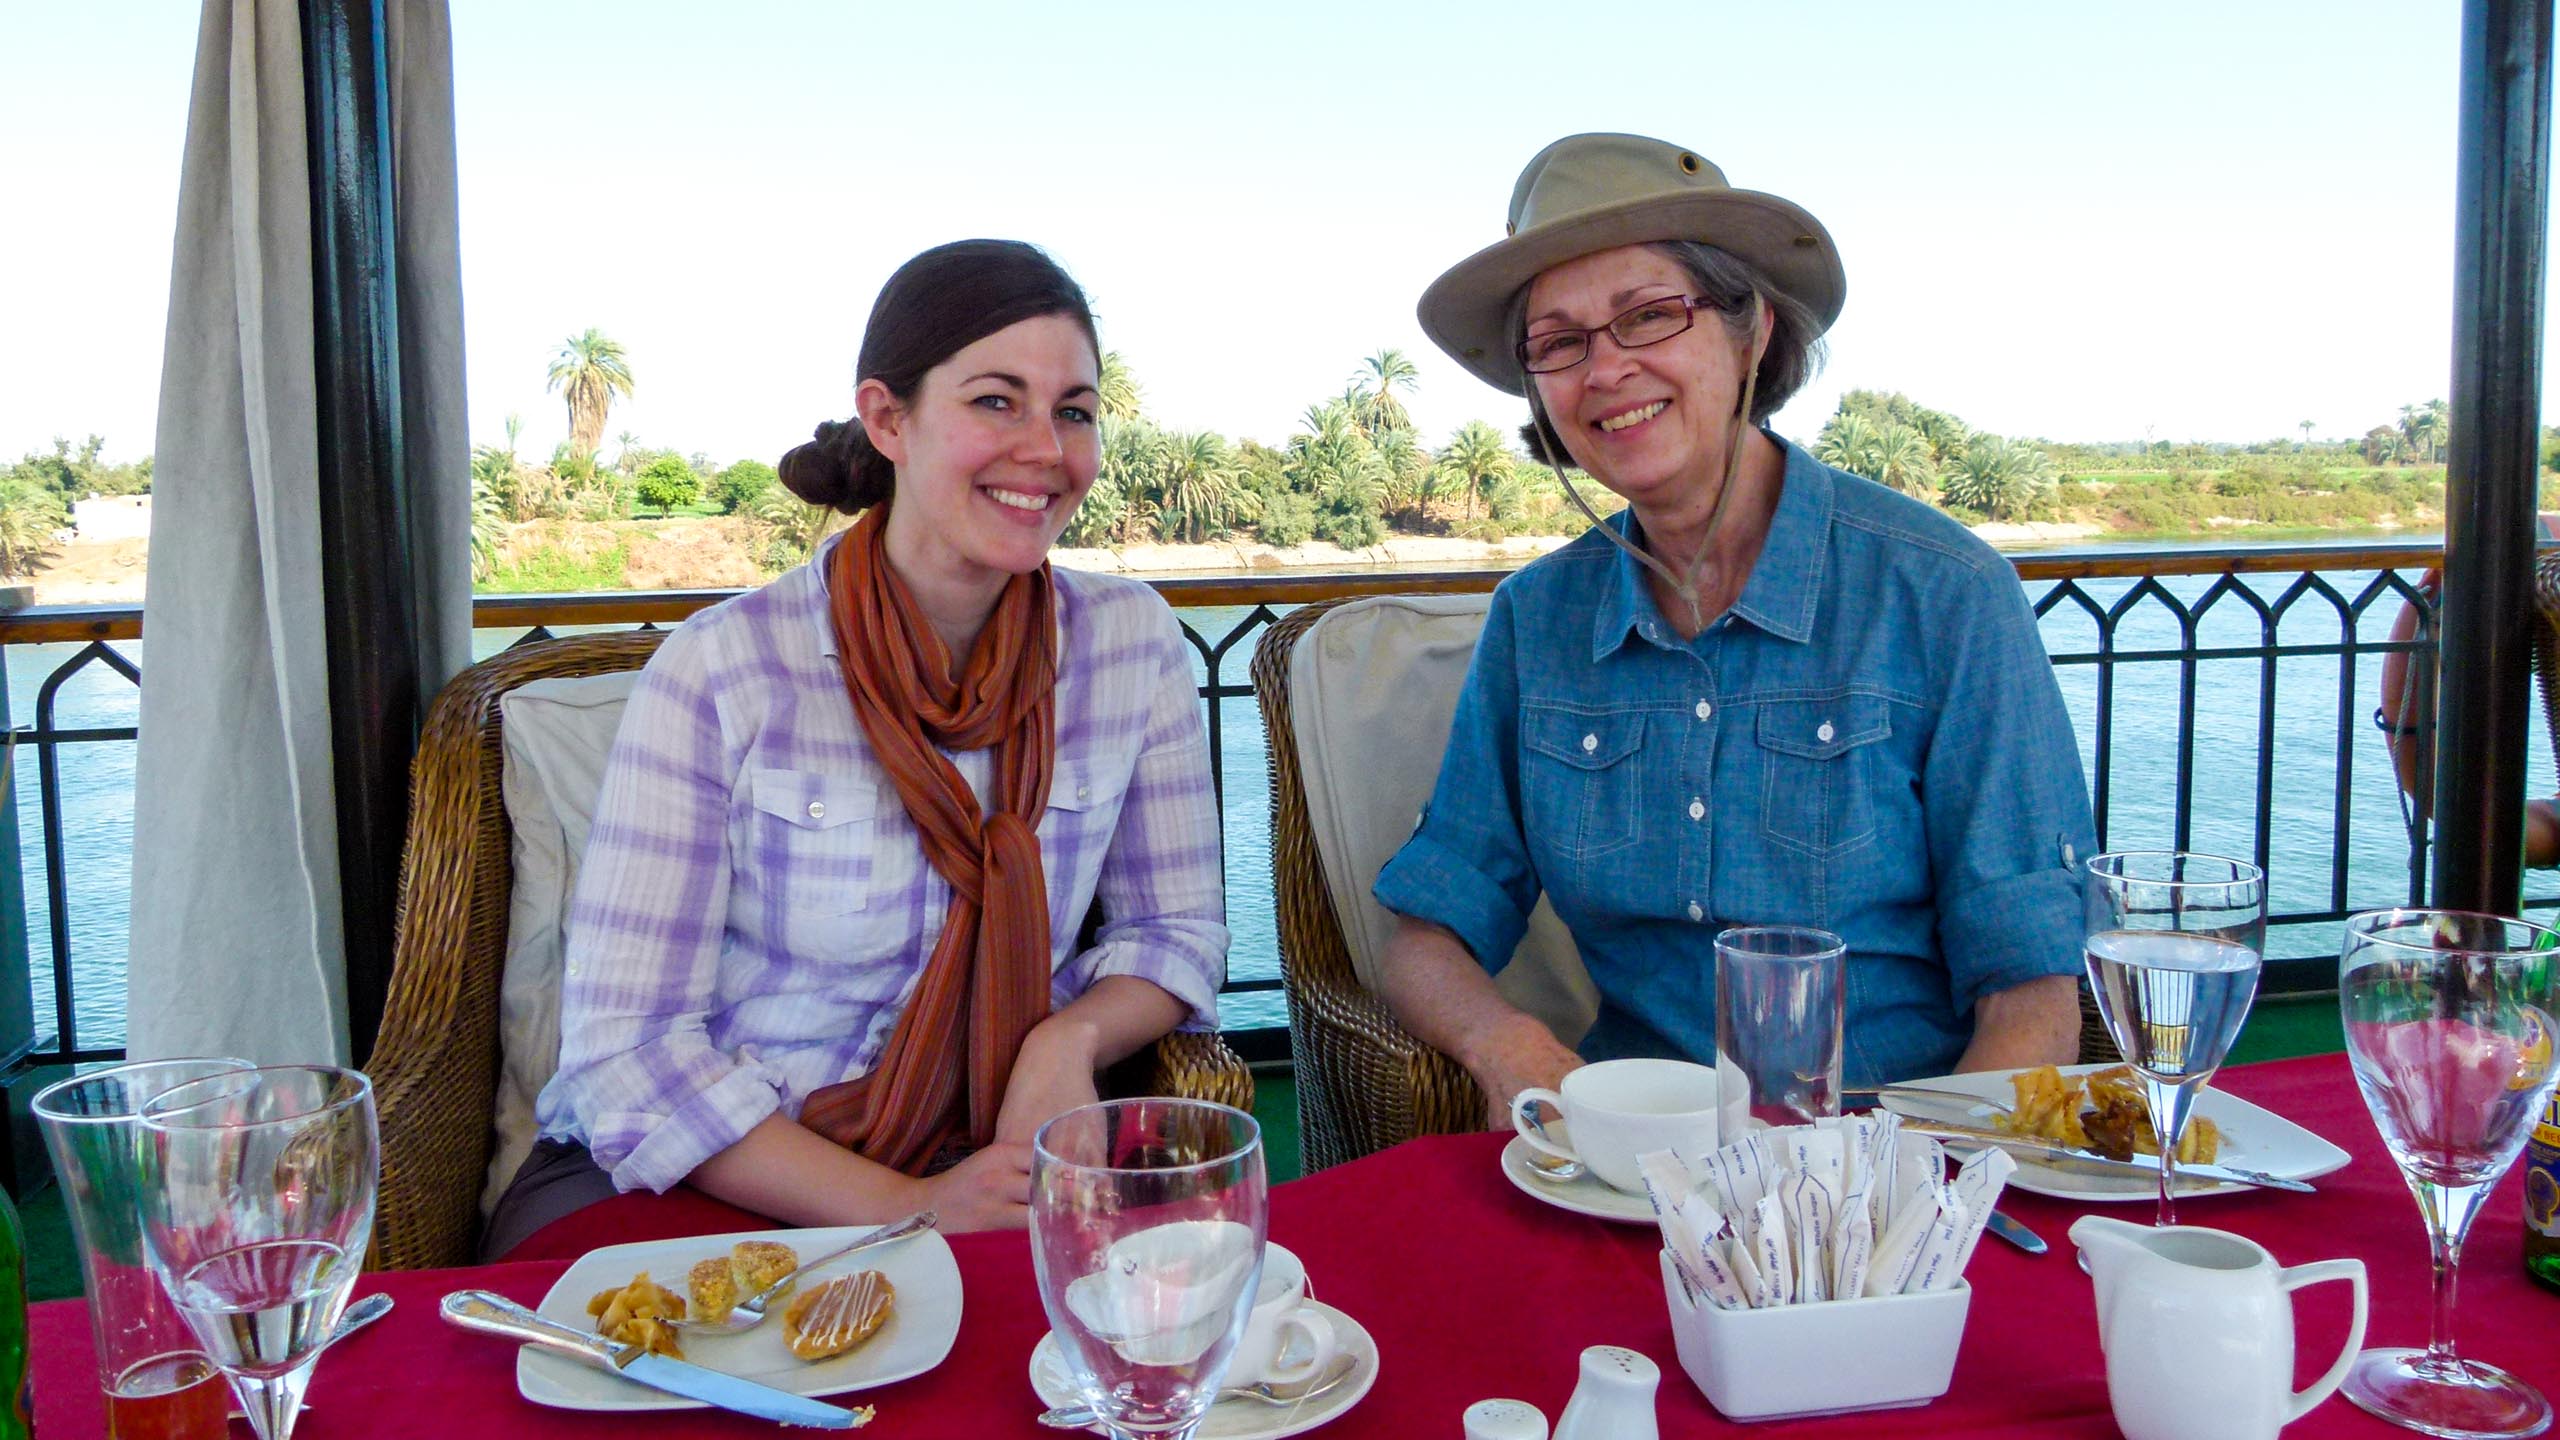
<box><xmin>1373</xmin><ymin>133</ymin><xmax>2095</xmax><ymax>1121</ymax></box>
<box><xmin>488</xmin><ymin>240</ymin><xmax>1227</xmax><ymax>1257</ymax></box>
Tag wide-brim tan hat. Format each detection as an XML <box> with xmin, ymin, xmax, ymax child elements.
<box><xmin>1418</xmin><ymin>132</ymin><xmax>1846</xmax><ymax>396</ymax></box>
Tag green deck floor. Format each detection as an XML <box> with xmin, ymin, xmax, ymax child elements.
<box><xmin>4</xmin><ymin>1007</ymin><xmax>2337</xmax><ymax>1304</ymax></box>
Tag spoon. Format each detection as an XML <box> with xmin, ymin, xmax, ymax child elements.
<box><xmin>227</xmin><ymin>1294</ymin><xmax>393</xmax><ymax>1420</ymax></box>
<box><xmin>672</xmin><ymin>1210</ymin><xmax>935</xmax><ymax>1336</ymax></box>
<box><xmin>1519</xmin><ymin>1108</ymin><xmax>1585</xmax><ymax>1183</ymax></box>
<box><xmin>1037</xmin><ymin>1353</ymin><xmax>1359</xmax><ymax>1429</ymax></box>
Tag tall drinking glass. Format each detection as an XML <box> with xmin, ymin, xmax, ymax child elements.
<box><xmin>2338</xmin><ymin>909</ymin><xmax>2560</xmax><ymax>1439</ymax></box>
<box><xmin>32</xmin><ymin>1058</ymin><xmax>251</xmax><ymax>1440</ymax></box>
<box><xmin>1031</xmin><ymin>1099</ymin><xmax>1267</xmax><ymax>1440</ymax></box>
<box><xmin>2082</xmin><ymin>851</ymin><xmax>2267</xmax><ymax>1226</ymax></box>
<box><xmin>1714</xmin><ymin>925</ymin><xmax>1846</xmax><ymax>1125</ymax></box>
<box><xmin>135</xmin><ymin>1066</ymin><xmax>377</xmax><ymax>1440</ymax></box>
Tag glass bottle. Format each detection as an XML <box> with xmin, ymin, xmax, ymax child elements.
<box><xmin>2528</xmin><ymin>1090</ymin><xmax>2560</xmax><ymax>1295</ymax></box>
<box><xmin>0</xmin><ymin>1186</ymin><xmax>33</xmax><ymax>1438</ymax></box>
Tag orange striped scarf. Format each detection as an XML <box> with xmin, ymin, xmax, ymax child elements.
<box><xmin>797</xmin><ymin>504</ymin><xmax>1057</xmax><ymax>1174</ymax></box>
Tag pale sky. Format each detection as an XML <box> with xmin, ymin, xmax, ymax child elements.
<box><xmin>0</xmin><ymin>2</ymin><xmax>2525</xmax><ymax>472</ymax></box>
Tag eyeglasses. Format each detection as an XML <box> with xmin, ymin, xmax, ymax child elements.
<box><xmin>1515</xmin><ymin>293</ymin><xmax>1732</xmax><ymax>375</ymax></box>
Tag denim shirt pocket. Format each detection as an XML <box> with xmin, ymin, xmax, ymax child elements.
<box><xmin>1521</xmin><ymin>704</ymin><xmax>1647</xmax><ymax>862</ymax></box>
<box><xmin>1756</xmin><ymin>695</ymin><xmax>1891</xmax><ymax>858</ymax></box>
<box><xmin>745</xmin><ymin>767</ymin><xmax>883</xmax><ymax>916</ymax></box>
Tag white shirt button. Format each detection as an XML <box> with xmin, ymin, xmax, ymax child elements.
<box><xmin>1695</xmin><ymin>700</ymin><xmax>1712</xmax><ymax>721</ymax></box>
<box><xmin>1581</xmin><ymin>733</ymin><xmax>1598</xmax><ymax>753</ymax></box>
<box><xmin>1688</xmin><ymin>798</ymin><xmax>1705</xmax><ymax>820</ymax></box>
<box><xmin>807</xmin><ymin>800</ymin><xmax>826</xmax><ymax>820</ymax></box>
<box><xmin>1076</xmin><ymin>783</ymin><xmax>1091</xmax><ymax>802</ymax></box>
<box><xmin>1687</xmin><ymin>901</ymin><xmax>1705</xmax><ymax>922</ymax></box>
<box><xmin>1817</xmin><ymin>721</ymin><xmax>1836</xmax><ymax>744</ymax></box>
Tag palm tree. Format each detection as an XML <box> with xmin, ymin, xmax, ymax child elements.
<box><xmin>1371</xmin><ymin>427</ymin><xmax>1435</xmax><ymax>527</ymax></box>
<box><xmin>1433</xmin><ymin>420</ymin><xmax>1516</xmax><ymax>521</ymax></box>
<box><xmin>1099</xmin><ymin>351</ymin><xmax>1145</xmax><ymax>423</ymax></box>
<box><xmin>1815</xmin><ymin>413</ymin><xmax>1882</xmax><ymax>479</ymax></box>
<box><xmin>1349</xmin><ymin>348</ymin><xmax>1421</xmax><ymax>436</ymax></box>
<box><xmin>1874</xmin><ymin>424</ymin><xmax>1937</xmax><ymax>496</ymax></box>
<box><xmin>1156</xmin><ymin>431</ymin><xmax>1253</xmax><ymax>542</ymax></box>
<box><xmin>548</xmin><ymin>329</ymin><xmax>636</xmax><ymax>459</ymax></box>
<box><xmin>2414</xmin><ymin>399</ymin><xmax>2450</xmax><ymax>463</ymax></box>
<box><xmin>2299</xmin><ymin>420</ymin><xmax>2316</xmax><ymax>448</ymax></box>
<box><xmin>1099</xmin><ymin>417</ymin><xmax>1168</xmax><ymax>545</ymax></box>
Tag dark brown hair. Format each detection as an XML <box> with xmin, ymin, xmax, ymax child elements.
<box><xmin>779</xmin><ymin>239</ymin><xmax>1101</xmax><ymax>513</ymax></box>
<box><xmin>1513</xmin><ymin>240</ymin><xmax>1825</xmax><ymax>460</ymax></box>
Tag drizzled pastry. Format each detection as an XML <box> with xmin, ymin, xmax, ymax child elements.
<box><xmin>686</xmin><ymin>1239</ymin><xmax>801</xmax><ymax>1323</ymax></box>
<box><xmin>782</xmin><ymin>1270</ymin><xmax>895</xmax><ymax>1362</ymax></box>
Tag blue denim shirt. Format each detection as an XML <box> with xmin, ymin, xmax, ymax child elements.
<box><xmin>1373</xmin><ymin>438</ymin><xmax>2094</xmax><ymax>1086</ymax></box>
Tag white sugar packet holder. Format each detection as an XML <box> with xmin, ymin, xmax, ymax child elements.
<box><xmin>1638</xmin><ymin>1110</ymin><xmax>2016</xmax><ymax>1312</ymax></box>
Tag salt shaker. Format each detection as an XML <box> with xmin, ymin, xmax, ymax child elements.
<box><xmin>1551</xmin><ymin>1345</ymin><xmax>1660</xmax><ymax>1440</ymax></box>
<box><xmin>1462</xmin><ymin>1397</ymin><xmax>1549</xmax><ymax>1440</ymax></box>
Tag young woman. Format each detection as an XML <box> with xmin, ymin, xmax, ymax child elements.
<box><xmin>1374</xmin><ymin>134</ymin><xmax>2095</xmax><ymax>1121</ymax></box>
<box><xmin>488</xmin><ymin>240</ymin><xmax>1227</xmax><ymax>1257</ymax></box>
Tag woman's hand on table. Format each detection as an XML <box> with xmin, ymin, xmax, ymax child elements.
<box><xmin>994</xmin><ymin>1019</ymin><xmax>1105</xmax><ymax>1151</ymax></box>
<box><xmin>922</xmin><ymin>1141</ymin><xmax>1034</xmax><ymax>1231</ymax></box>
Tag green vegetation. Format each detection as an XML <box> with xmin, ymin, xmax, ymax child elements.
<box><xmin>479</xmin><ymin>539</ymin><xmax>630</xmax><ymax>593</ymax></box>
<box><xmin>634</xmin><ymin>454</ymin><xmax>701</xmax><ymax>515</ymax></box>
<box><xmin>548</xmin><ymin>328</ymin><xmax>635</xmax><ymax>459</ymax></box>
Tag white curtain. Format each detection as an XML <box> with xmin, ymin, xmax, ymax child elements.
<box><xmin>126</xmin><ymin>0</ymin><xmax>471</xmax><ymax>1065</ymax></box>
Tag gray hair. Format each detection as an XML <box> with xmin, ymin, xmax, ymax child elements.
<box><xmin>1513</xmin><ymin>240</ymin><xmax>1826</xmax><ymax>459</ymax></box>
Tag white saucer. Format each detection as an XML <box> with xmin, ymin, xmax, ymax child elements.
<box><xmin>1499</xmin><ymin>1135</ymin><xmax>1656</xmax><ymax>1224</ymax></box>
<box><xmin>1028</xmin><ymin>1299</ymin><xmax>1378</xmax><ymax>1438</ymax></box>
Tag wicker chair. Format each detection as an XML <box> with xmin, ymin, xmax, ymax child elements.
<box><xmin>1254</xmin><ymin>598</ymin><xmax>2114</xmax><ymax>1175</ymax></box>
<box><xmin>1254</xmin><ymin>601</ymin><xmax>1488</xmax><ymax>1173</ymax></box>
<box><xmin>368</xmin><ymin>629</ymin><xmax>1251</xmax><ymax>1271</ymax></box>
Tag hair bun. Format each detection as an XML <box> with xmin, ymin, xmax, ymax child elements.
<box><xmin>779</xmin><ymin>418</ymin><xmax>892</xmax><ymax>514</ymax></box>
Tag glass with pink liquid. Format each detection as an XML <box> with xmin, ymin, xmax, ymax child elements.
<box><xmin>2339</xmin><ymin>909</ymin><xmax>2560</xmax><ymax>1439</ymax></box>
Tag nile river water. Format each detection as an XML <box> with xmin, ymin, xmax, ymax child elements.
<box><xmin>18</xmin><ymin>553</ymin><xmax>2558</xmax><ymax>1047</ymax></box>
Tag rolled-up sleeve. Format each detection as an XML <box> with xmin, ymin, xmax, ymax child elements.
<box><xmin>1925</xmin><ymin>562</ymin><xmax>2096</xmax><ymax>1014</ymax></box>
<box><xmin>549</xmin><ymin>627</ymin><xmax>781</xmax><ymax>1194</ymax></box>
<box><xmin>1055</xmin><ymin>605</ymin><xmax>1229</xmax><ymax>1031</ymax></box>
<box><xmin>1373</xmin><ymin>585</ymin><xmax>1542</xmax><ymax>972</ymax></box>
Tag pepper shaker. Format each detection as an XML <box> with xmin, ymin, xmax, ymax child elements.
<box><xmin>1551</xmin><ymin>1345</ymin><xmax>1659</xmax><ymax>1440</ymax></box>
<box><xmin>1462</xmin><ymin>1397</ymin><xmax>1549</xmax><ymax>1440</ymax></box>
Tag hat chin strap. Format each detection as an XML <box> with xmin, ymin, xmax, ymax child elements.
<box><xmin>1528</xmin><ymin>294</ymin><xmax>1763</xmax><ymax>634</ymax></box>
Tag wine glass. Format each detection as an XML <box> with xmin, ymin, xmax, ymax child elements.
<box><xmin>135</xmin><ymin>1065</ymin><xmax>378</xmax><ymax>1440</ymax></box>
<box><xmin>2082</xmin><ymin>851</ymin><xmax>2267</xmax><ymax>1225</ymax></box>
<box><xmin>2339</xmin><ymin>909</ymin><xmax>2560</xmax><ymax>1438</ymax></box>
<box><xmin>1031</xmin><ymin>1098</ymin><xmax>1268</xmax><ymax>1440</ymax></box>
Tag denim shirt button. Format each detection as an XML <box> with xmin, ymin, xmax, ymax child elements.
<box><xmin>1581</xmin><ymin>733</ymin><xmax>1598</xmax><ymax>753</ymax></box>
<box><xmin>1687</xmin><ymin>901</ymin><xmax>1704</xmax><ymax>922</ymax></box>
<box><xmin>1694</xmin><ymin>700</ymin><xmax>1712</xmax><ymax>720</ymax></box>
<box><xmin>1687</xmin><ymin>798</ymin><xmax>1705</xmax><ymax>820</ymax></box>
<box><xmin>1817</xmin><ymin>721</ymin><xmax>1835</xmax><ymax>743</ymax></box>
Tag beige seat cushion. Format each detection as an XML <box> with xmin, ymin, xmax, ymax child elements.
<box><xmin>483</xmin><ymin>669</ymin><xmax>640</xmax><ymax>1218</ymax></box>
<box><xmin>1287</xmin><ymin>595</ymin><xmax>1596</xmax><ymax>1046</ymax></box>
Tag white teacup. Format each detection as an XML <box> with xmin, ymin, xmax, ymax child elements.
<box><xmin>1512</xmin><ymin>1057</ymin><xmax>1736</xmax><ymax>1194</ymax></box>
<box><xmin>1224</xmin><ymin>1243</ymin><xmax>1339</xmax><ymax>1387</ymax></box>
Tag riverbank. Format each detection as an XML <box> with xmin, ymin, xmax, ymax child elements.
<box><xmin>20</xmin><ymin>509</ymin><xmax>2447</xmax><ymax>608</ymax></box>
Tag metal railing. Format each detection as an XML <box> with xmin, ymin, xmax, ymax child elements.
<box><xmin>0</xmin><ymin>539</ymin><xmax>2525</xmax><ymax>1074</ymax></box>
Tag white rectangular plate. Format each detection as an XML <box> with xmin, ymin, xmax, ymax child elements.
<box><xmin>516</xmin><ymin>1224</ymin><xmax>962</xmax><ymax>1411</ymax></box>
<box><xmin>1880</xmin><ymin>1063</ymin><xmax>2350</xmax><ymax>1202</ymax></box>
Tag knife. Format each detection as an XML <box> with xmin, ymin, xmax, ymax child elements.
<box><xmin>441</xmin><ymin>1290</ymin><xmax>867</xmax><ymax>1428</ymax></box>
<box><xmin>1897</xmin><ymin>1118</ymin><xmax>2315</xmax><ymax>1193</ymax></box>
<box><xmin>1982</xmin><ymin>1209</ymin><xmax>2049</xmax><ymax>1255</ymax></box>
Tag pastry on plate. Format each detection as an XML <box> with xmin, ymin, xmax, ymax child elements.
<box><xmin>687</xmin><ymin>1239</ymin><xmax>801</xmax><ymax>1323</ymax></box>
<box><xmin>783</xmin><ymin>1270</ymin><xmax>895</xmax><ymax>1362</ymax></box>
<box><xmin>588</xmin><ymin>1272</ymin><xmax>686</xmax><ymax>1357</ymax></box>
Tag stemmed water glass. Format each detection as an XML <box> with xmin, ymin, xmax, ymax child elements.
<box><xmin>2338</xmin><ymin>909</ymin><xmax>2560</xmax><ymax>1439</ymax></box>
<box><xmin>135</xmin><ymin>1065</ymin><xmax>378</xmax><ymax>1440</ymax></box>
<box><xmin>1031</xmin><ymin>1098</ymin><xmax>1268</xmax><ymax>1440</ymax></box>
<box><xmin>2082</xmin><ymin>851</ymin><xmax>2267</xmax><ymax>1225</ymax></box>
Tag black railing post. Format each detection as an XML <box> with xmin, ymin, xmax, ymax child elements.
<box><xmin>2433</xmin><ymin>0</ymin><xmax>2553</xmax><ymax>915</ymax></box>
<box><xmin>302</xmin><ymin>0</ymin><xmax>418</xmax><ymax>1061</ymax></box>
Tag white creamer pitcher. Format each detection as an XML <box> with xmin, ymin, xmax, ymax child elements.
<box><xmin>2071</xmin><ymin>1216</ymin><xmax>2368</xmax><ymax>1440</ymax></box>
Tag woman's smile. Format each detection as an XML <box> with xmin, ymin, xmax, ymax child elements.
<box><xmin>1594</xmin><ymin>399</ymin><xmax>1670</xmax><ymax>435</ymax></box>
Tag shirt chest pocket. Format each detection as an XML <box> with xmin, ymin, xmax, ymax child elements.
<box><xmin>1521</xmin><ymin>706</ymin><xmax>1647</xmax><ymax>861</ymax></box>
<box><xmin>744</xmin><ymin>768</ymin><xmax>884</xmax><ymax>917</ymax></box>
<box><xmin>1756</xmin><ymin>697</ymin><xmax>1891</xmax><ymax>858</ymax></box>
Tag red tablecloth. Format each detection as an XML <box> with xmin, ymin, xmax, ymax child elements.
<box><xmin>29</xmin><ymin>1054</ymin><xmax>2560</xmax><ymax>1437</ymax></box>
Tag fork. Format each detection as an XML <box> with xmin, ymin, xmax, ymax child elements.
<box><xmin>672</xmin><ymin>1210</ymin><xmax>936</xmax><ymax>1336</ymax></box>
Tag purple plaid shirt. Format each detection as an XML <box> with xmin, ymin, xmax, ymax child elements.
<box><xmin>534</xmin><ymin>540</ymin><xmax>1228</xmax><ymax>1193</ymax></box>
